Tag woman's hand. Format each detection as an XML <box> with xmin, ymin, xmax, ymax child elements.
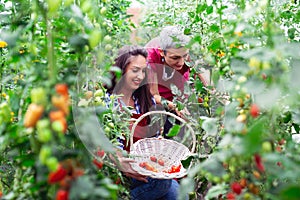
<box><xmin>117</xmin><ymin>157</ymin><xmax>148</xmax><ymax>182</ymax></box>
<box><xmin>111</xmin><ymin>150</ymin><xmax>148</xmax><ymax>182</ymax></box>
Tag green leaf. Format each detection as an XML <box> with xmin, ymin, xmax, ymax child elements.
<box><xmin>69</xmin><ymin>176</ymin><xmax>94</xmax><ymax>199</ymax></box>
<box><xmin>205</xmin><ymin>183</ymin><xmax>227</xmax><ymax>200</ymax></box>
<box><xmin>200</xmin><ymin>157</ymin><xmax>226</xmax><ymax>176</ymax></box>
<box><xmin>196</xmin><ymin>4</ymin><xmax>207</xmax><ymax>13</ymax></box>
<box><xmin>206</xmin><ymin>6</ymin><xmax>214</xmax><ymax>15</ymax></box>
<box><xmin>208</xmin><ymin>38</ymin><xmax>222</xmax><ymax>51</ymax></box>
<box><xmin>210</xmin><ymin>24</ymin><xmax>219</xmax><ymax>32</ymax></box>
<box><xmin>280</xmin><ymin>185</ymin><xmax>300</xmax><ymax>200</ymax></box>
<box><xmin>242</xmin><ymin>117</ymin><xmax>267</xmax><ymax>155</ymax></box>
<box><xmin>167</xmin><ymin>124</ymin><xmax>181</xmax><ymax>137</ymax></box>
<box><xmin>192</xmin><ymin>35</ymin><xmax>202</xmax><ymax>43</ymax></box>
<box><xmin>184</xmin><ymin>28</ymin><xmax>191</xmax><ymax>35</ymax></box>
<box><xmin>201</xmin><ymin>117</ymin><xmax>218</xmax><ymax>137</ymax></box>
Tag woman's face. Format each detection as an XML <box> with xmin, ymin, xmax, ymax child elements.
<box><xmin>161</xmin><ymin>47</ymin><xmax>189</xmax><ymax>71</ymax></box>
<box><xmin>123</xmin><ymin>55</ymin><xmax>147</xmax><ymax>91</ymax></box>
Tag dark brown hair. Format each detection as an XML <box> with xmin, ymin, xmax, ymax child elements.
<box><xmin>106</xmin><ymin>45</ymin><xmax>153</xmax><ymax>113</ymax></box>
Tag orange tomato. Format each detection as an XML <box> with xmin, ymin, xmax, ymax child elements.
<box><xmin>52</xmin><ymin>95</ymin><xmax>69</xmax><ymax>115</ymax></box>
<box><xmin>49</xmin><ymin>110</ymin><xmax>65</xmax><ymax>121</ymax></box>
<box><xmin>24</xmin><ymin>103</ymin><xmax>44</xmax><ymax>127</ymax></box>
<box><xmin>55</xmin><ymin>84</ymin><xmax>69</xmax><ymax>97</ymax></box>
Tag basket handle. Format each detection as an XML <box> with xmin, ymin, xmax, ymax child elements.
<box><xmin>130</xmin><ymin>110</ymin><xmax>196</xmax><ymax>153</ymax></box>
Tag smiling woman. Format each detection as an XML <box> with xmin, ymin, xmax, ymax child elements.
<box><xmin>103</xmin><ymin>45</ymin><xmax>182</xmax><ymax>200</ymax></box>
<box><xmin>106</xmin><ymin>45</ymin><xmax>153</xmax><ymax>113</ymax></box>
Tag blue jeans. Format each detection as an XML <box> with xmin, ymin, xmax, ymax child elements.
<box><xmin>130</xmin><ymin>177</ymin><xmax>179</xmax><ymax>200</ymax></box>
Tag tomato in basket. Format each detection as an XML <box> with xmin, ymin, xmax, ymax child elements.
<box><xmin>139</xmin><ymin>162</ymin><xmax>146</xmax><ymax>168</ymax></box>
<box><xmin>150</xmin><ymin>156</ymin><xmax>157</xmax><ymax>162</ymax></box>
<box><xmin>139</xmin><ymin>162</ymin><xmax>158</xmax><ymax>172</ymax></box>
<box><xmin>158</xmin><ymin>159</ymin><xmax>164</xmax><ymax>166</ymax></box>
<box><xmin>168</xmin><ymin>164</ymin><xmax>181</xmax><ymax>173</ymax></box>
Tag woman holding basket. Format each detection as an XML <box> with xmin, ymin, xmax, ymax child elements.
<box><xmin>105</xmin><ymin>45</ymin><xmax>180</xmax><ymax>200</ymax></box>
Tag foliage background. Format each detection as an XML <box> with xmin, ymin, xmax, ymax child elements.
<box><xmin>1</xmin><ymin>0</ymin><xmax>300</xmax><ymax>199</ymax></box>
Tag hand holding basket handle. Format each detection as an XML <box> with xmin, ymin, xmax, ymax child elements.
<box><xmin>129</xmin><ymin>110</ymin><xmax>196</xmax><ymax>179</ymax></box>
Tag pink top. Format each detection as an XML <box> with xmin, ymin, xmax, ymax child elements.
<box><xmin>145</xmin><ymin>37</ymin><xmax>190</xmax><ymax>101</ymax></box>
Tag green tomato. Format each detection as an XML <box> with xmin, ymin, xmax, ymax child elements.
<box><xmin>81</xmin><ymin>1</ymin><xmax>92</xmax><ymax>13</ymax></box>
<box><xmin>31</xmin><ymin>87</ymin><xmax>47</xmax><ymax>105</ymax></box>
<box><xmin>93</xmin><ymin>98</ymin><xmax>105</xmax><ymax>106</ymax></box>
<box><xmin>89</xmin><ymin>30</ymin><xmax>102</xmax><ymax>49</ymax></box>
<box><xmin>47</xmin><ymin>0</ymin><xmax>61</xmax><ymax>14</ymax></box>
<box><xmin>37</xmin><ymin>128</ymin><xmax>52</xmax><ymax>143</ymax></box>
<box><xmin>52</xmin><ymin>120</ymin><xmax>64</xmax><ymax>133</ymax></box>
<box><xmin>243</xmin><ymin>193</ymin><xmax>252</xmax><ymax>200</ymax></box>
<box><xmin>104</xmin><ymin>126</ymin><xmax>110</xmax><ymax>133</ymax></box>
<box><xmin>37</xmin><ymin>119</ymin><xmax>50</xmax><ymax>130</ymax></box>
<box><xmin>104</xmin><ymin>44</ymin><xmax>112</xmax><ymax>51</ymax></box>
<box><xmin>94</xmin><ymin>89</ymin><xmax>104</xmax><ymax>97</ymax></box>
<box><xmin>100</xmin><ymin>7</ymin><xmax>107</xmax><ymax>15</ymax></box>
<box><xmin>203</xmin><ymin>102</ymin><xmax>209</xmax><ymax>108</ymax></box>
<box><xmin>204</xmin><ymin>96</ymin><xmax>209</xmax><ymax>102</ymax></box>
<box><xmin>222</xmin><ymin>173</ymin><xmax>230</xmax><ymax>181</ymax></box>
<box><xmin>262</xmin><ymin>141</ymin><xmax>272</xmax><ymax>152</ymax></box>
<box><xmin>39</xmin><ymin>146</ymin><xmax>52</xmax><ymax>164</ymax></box>
<box><xmin>239</xmin><ymin>170</ymin><xmax>246</xmax><ymax>178</ymax></box>
<box><xmin>228</xmin><ymin>165</ymin><xmax>235</xmax><ymax>173</ymax></box>
<box><xmin>212</xmin><ymin>176</ymin><xmax>221</xmax><ymax>183</ymax></box>
<box><xmin>103</xmin><ymin>35</ymin><xmax>111</xmax><ymax>43</ymax></box>
<box><xmin>102</xmin><ymin>21</ymin><xmax>108</xmax><ymax>27</ymax></box>
<box><xmin>108</xmin><ymin>122</ymin><xmax>114</xmax><ymax>129</ymax></box>
<box><xmin>0</xmin><ymin>102</ymin><xmax>11</xmax><ymax>123</ymax></box>
<box><xmin>46</xmin><ymin>157</ymin><xmax>59</xmax><ymax>172</ymax></box>
<box><xmin>64</xmin><ymin>0</ymin><xmax>73</xmax><ymax>6</ymax></box>
<box><xmin>205</xmin><ymin>172</ymin><xmax>213</xmax><ymax>181</ymax></box>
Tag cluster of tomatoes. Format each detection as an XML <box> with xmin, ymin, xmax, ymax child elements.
<box><xmin>23</xmin><ymin>84</ymin><xmax>72</xmax><ymax>200</ymax></box>
<box><xmin>24</xmin><ymin>83</ymin><xmax>69</xmax><ymax>134</ymax></box>
<box><xmin>92</xmin><ymin>149</ymin><xmax>106</xmax><ymax>170</ymax></box>
<box><xmin>225</xmin><ymin>177</ymin><xmax>261</xmax><ymax>200</ymax></box>
<box><xmin>48</xmin><ymin>159</ymin><xmax>85</xmax><ymax>200</ymax></box>
<box><xmin>139</xmin><ymin>156</ymin><xmax>182</xmax><ymax>174</ymax></box>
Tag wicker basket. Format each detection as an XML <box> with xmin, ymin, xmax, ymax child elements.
<box><xmin>129</xmin><ymin>110</ymin><xmax>196</xmax><ymax>179</ymax></box>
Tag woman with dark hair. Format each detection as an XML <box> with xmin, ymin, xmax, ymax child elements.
<box><xmin>106</xmin><ymin>45</ymin><xmax>153</xmax><ymax>115</ymax></box>
<box><xmin>106</xmin><ymin>45</ymin><xmax>180</xmax><ymax>200</ymax></box>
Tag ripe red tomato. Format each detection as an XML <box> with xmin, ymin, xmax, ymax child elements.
<box><xmin>226</xmin><ymin>192</ymin><xmax>236</xmax><ymax>200</ymax></box>
<box><xmin>93</xmin><ymin>159</ymin><xmax>103</xmax><ymax>169</ymax></box>
<box><xmin>168</xmin><ymin>164</ymin><xmax>181</xmax><ymax>173</ymax></box>
<box><xmin>55</xmin><ymin>84</ymin><xmax>69</xmax><ymax>97</ymax></box>
<box><xmin>198</xmin><ymin>97</ymin><xmax>203</xmax><ymax>103</ymax></box>
<box><xmin>158</xmin><ymin>159</ymin><xmax>164</xmax><ymax>166</ymax></box>
<box><xmin>96</xmin><ymin>150</ymin><xmax>105</xmax><ymax>158</ymax></box>
<box><xmin>56</xmin><ymin>189</ymin><xmax>69</xmax><ymax>200</ymax></box>
<box><xmin>250</xmin><ymin>104</ymin><xmax>260</xmax><ymax>118</ymax></box>
<box><xmin>48</xmin><ymin>164</ymin><xmax>68</xmax><ymax>184</ymax></box>
<box><xmin>139</xmin><ymin>162</ymin><xmax>146</xmax><ymax>168</ymax></box>
<box><xmin>150</xmin><ymin>156</ymin><xmax>157</xmax><ymax>162</ymax></box>
<box><xmin>231</xmin><ymin>182</ymin><xmax>242</xmax><ymax>195</ymax></box>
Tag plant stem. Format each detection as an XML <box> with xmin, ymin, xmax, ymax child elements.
<box><xmin>265</xmin><ymin>0</ymin><xmax>274</xmax><ymax>48</ymax></box>
<box><xmin>47</xmin><ymin>19</ymin><xmax>56</xmax><ymax>84</ymax></box>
